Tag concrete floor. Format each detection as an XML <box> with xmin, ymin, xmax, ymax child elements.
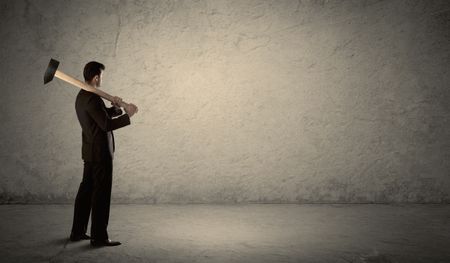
<box><xmin>0</xmin><ymin>204</ymin><xmax>449</xmax><ymax>263</ymax></box>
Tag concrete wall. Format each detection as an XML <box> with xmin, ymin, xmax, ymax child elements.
<box><xmin>1</xmin><ymin>0</ymin><xmax>449</xmax><ymax>203</ymax></box>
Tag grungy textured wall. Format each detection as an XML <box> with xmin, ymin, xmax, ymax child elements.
<box><xmin>0</xmin><ymin>0</ymin><xmax>449</xmax><ymax>203</ymax></box>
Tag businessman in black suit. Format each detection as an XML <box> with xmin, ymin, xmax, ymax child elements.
<box><xmin>70</xmin><ymin>61</ymin><xmax>138</xmax><ymax>247</ymax></box>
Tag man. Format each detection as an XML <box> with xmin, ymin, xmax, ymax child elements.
<box><xmin>70</xmin><ymin>61</ymin><xmax>138</xmax><ymax>247</ymax></box>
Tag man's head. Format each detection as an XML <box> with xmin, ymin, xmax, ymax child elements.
<box><xmin>83</xmin><ymin>61</ymin><xmax>105</xmax><ymax>87</ymax></box>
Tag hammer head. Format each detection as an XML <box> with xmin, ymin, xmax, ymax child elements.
<box><xmin>44</xmin><ymin>58</ymin><xmax>60</xmax><ymax>84</ymax></box>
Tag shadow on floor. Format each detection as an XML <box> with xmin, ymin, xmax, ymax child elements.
<box><xmin>47</xmin><ymin>237</ymin><xmax>69</xmax><ymax>246</ymax></box>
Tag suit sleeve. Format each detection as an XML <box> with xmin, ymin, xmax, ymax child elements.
<box><xmin>86</xmin><ymin>96</ymin><xmax>130</xmax><ymax>132</ymax></box>
<box><xmin>105</xmin><ymin>106</ymin><xmax>123</xmax><ymax>118</ymax></box>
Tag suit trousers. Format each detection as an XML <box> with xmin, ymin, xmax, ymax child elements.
<box><xmin>71</xmin><ymin>158</ymin><xmax>113</xmax><ymax>240</ymax></box>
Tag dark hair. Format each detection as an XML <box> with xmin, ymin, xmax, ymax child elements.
<box><xmin>83</xmin><ymin>61</ymin><xmax>105</xmax><ymax>81</ymax></box>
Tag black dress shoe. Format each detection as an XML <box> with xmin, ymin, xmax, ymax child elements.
<box><xmin>70</xmin><ymin>233</ymin><xmax>91</xmax><ymax>241</ymax></box>
<box><xmin>90</xmin><ymin>239</ymin><xmax>121</xmax><ymax>247</ymax></box>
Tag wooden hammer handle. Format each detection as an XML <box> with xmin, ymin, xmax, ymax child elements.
<box><xmin>54</xmin><ymin>70</ymin><xmax>131</xmax><ymax>108</ymax></box>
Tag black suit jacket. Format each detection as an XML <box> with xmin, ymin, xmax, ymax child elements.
<box><xmin>75</xmin><ymin>89</ymin><xmax>131</xmax><ymax>162</ymax></box>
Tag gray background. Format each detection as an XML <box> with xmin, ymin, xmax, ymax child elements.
<box><xmin>1</xmin><ymin>0</ymin><xmax>449</xmax><ymax>204</ymax></box>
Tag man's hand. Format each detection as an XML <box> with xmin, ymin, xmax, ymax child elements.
<box><xmin>111</xmin><ymin>96</ymin><xmax>123</xmax><ymax>107</ymax></box>
<box><xmin>124</xmin><ymin>103</ymin><xmax>138</xmax><ymax>117</ymax></box>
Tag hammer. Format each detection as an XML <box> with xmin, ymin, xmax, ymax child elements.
<box><xmin>44</xmin><ymin>58</ymin><xmax>134</xmax><ymax>110</ymax></box>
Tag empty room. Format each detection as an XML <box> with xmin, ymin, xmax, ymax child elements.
<box><xmin>0</xmin><ymin>0</ymin><xmax>449</xmax><ymax>262</ymax></box>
